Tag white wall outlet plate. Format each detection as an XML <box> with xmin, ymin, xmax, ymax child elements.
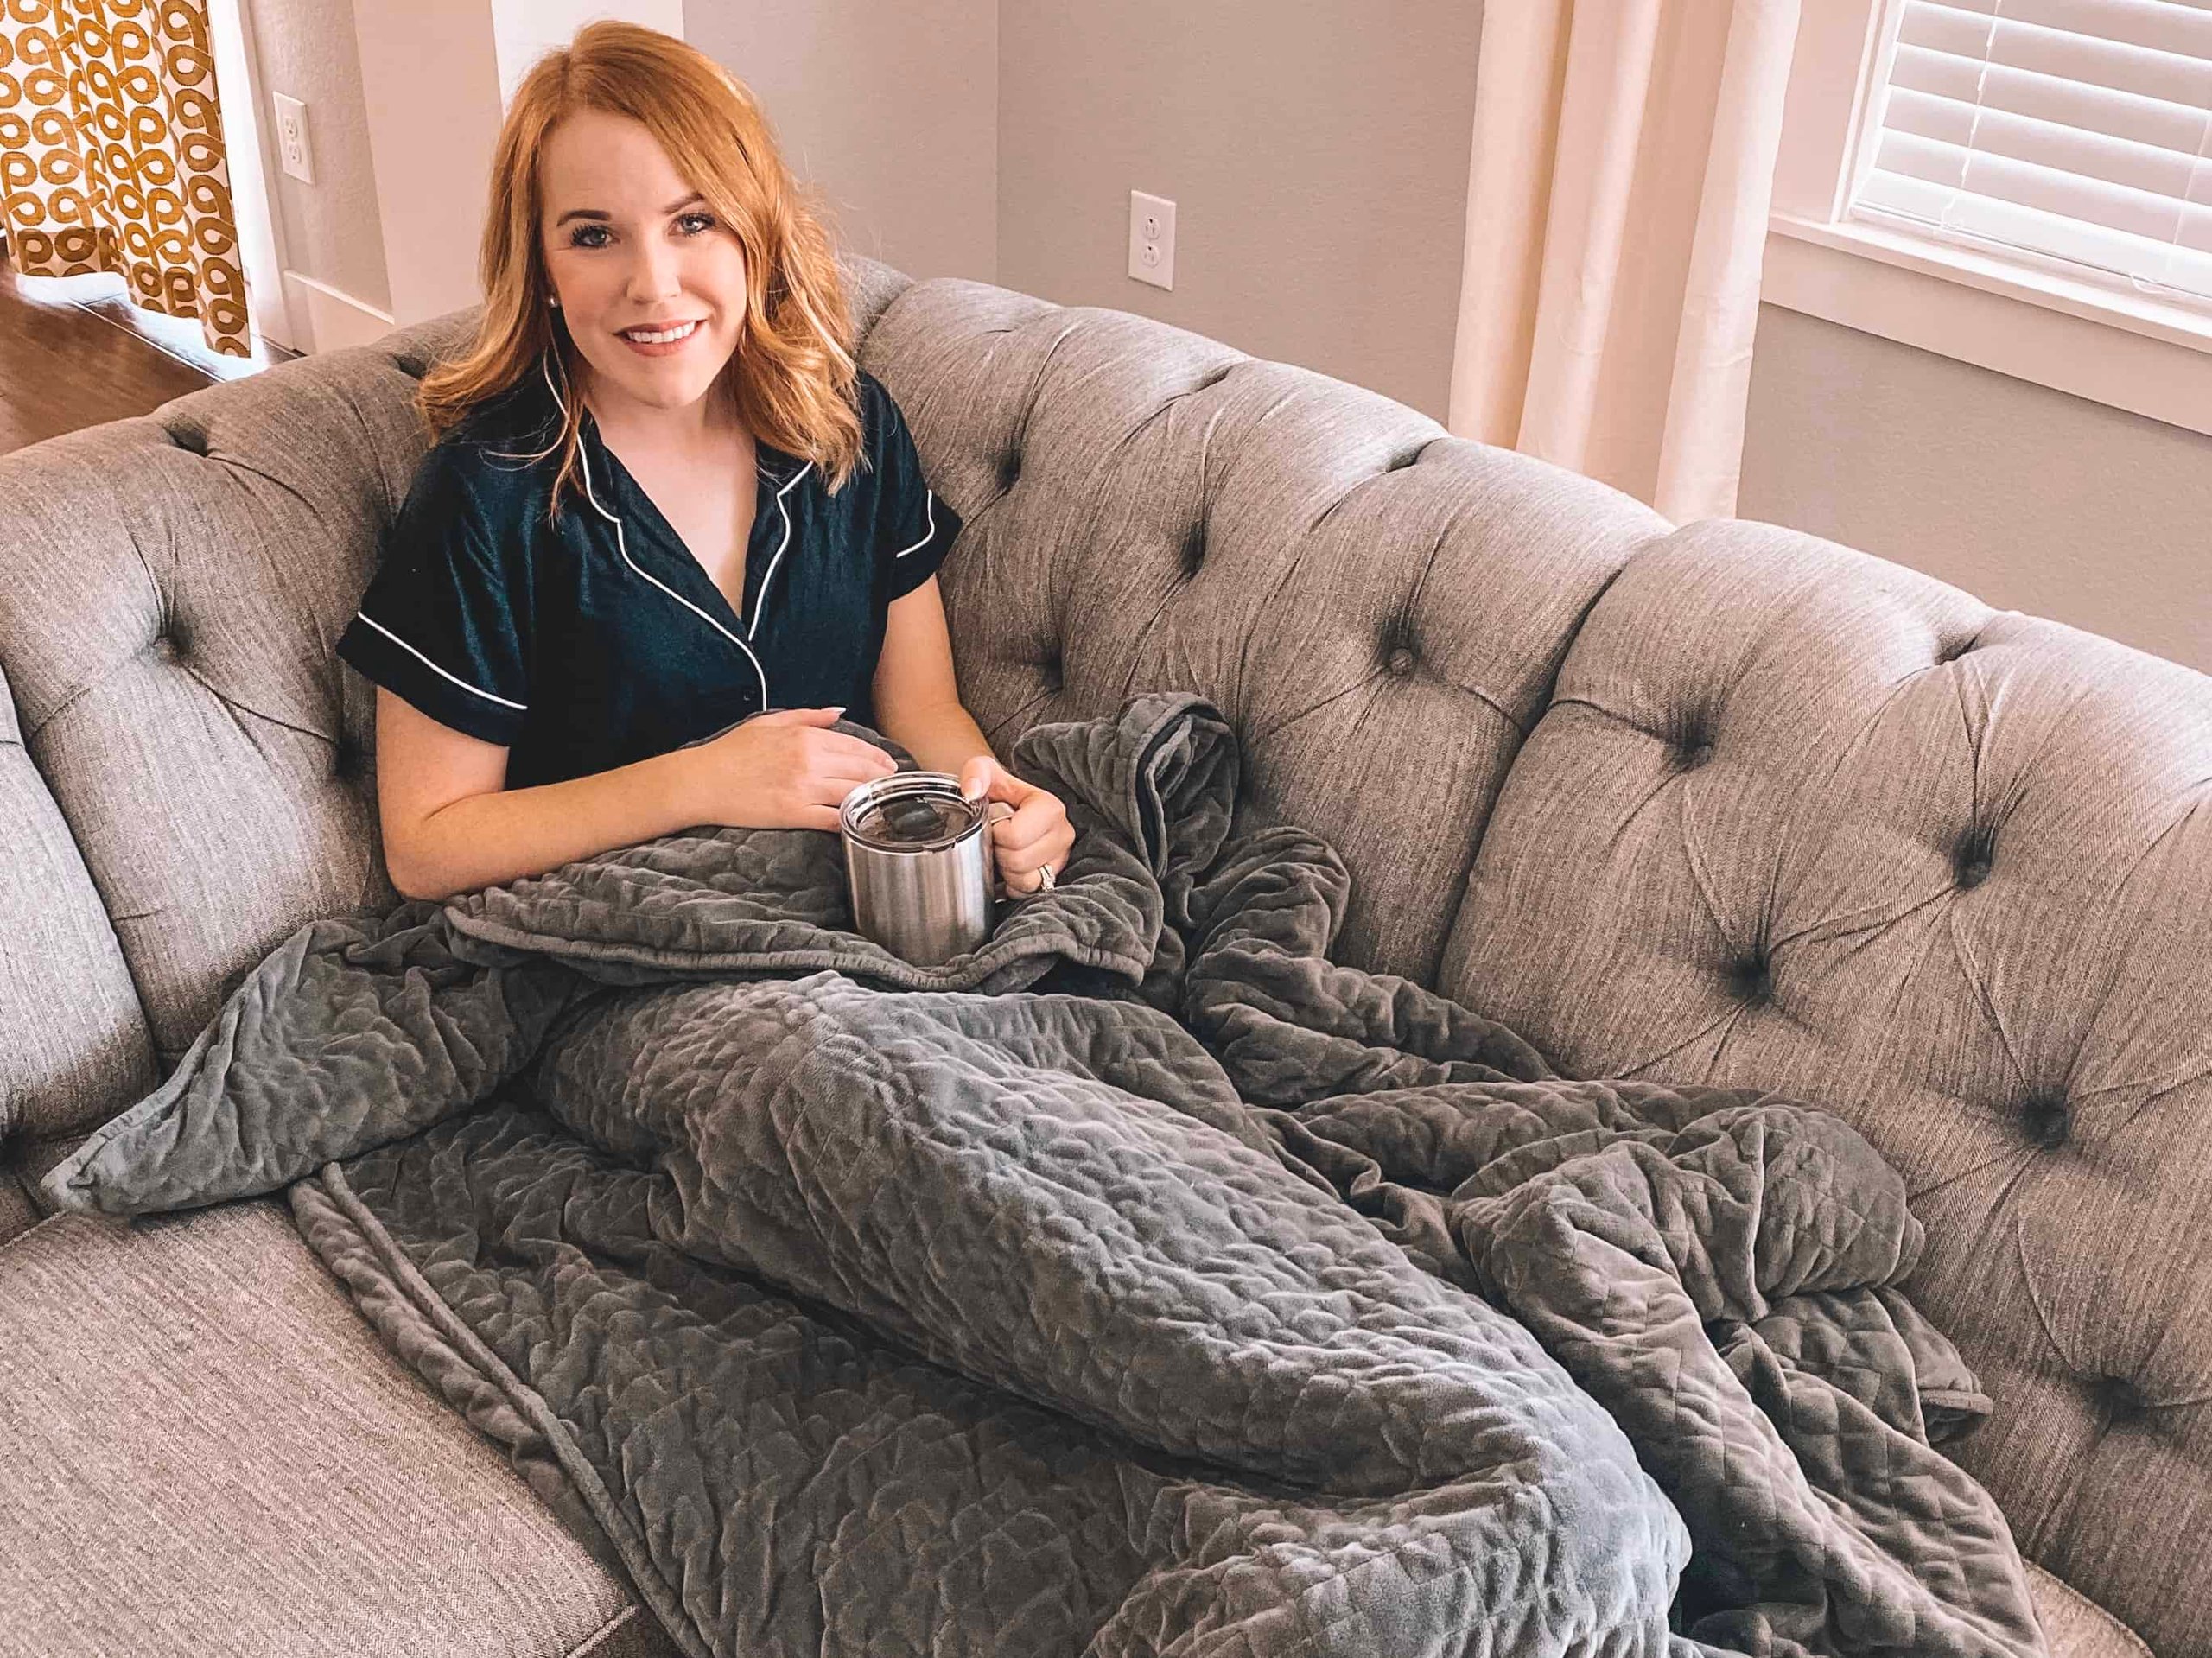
<box><xmin>273</xmin><ymin>92</ymin><xmax>314</xmax><ymax>185</ymax></box>
<box><xmin>1128</xmin><ymin>189</ymin><xmax>1175</xmax><ymax>291</ymax></box>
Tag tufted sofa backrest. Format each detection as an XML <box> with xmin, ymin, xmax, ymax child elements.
<box><xmin>855</xmin><ymin>276</ymin><xmax>2212</xmax><ymax>1656</ymax></box>
<box><xmin>0</xmin><ymin>318</ymin><xmax>455</xmax><ymax>1140</ymax></box>
<box><xmin>863</xmin><ymin>278</ymin><xmax>1668</xmax><ymax>978</ymax></box>
<box><xmin>2</xmin><ymin>257</ymin><xmax>2205</xmax><ymax>1650</ymax></box>
<box><xmin>864</xmin><ymin>275</ymin><xmax>2212</xmax><ymax>1652</ymax></box>
<box><xmin>1435</xmin><ymin>525</ymin><xmax>2212</xmax><ymax>1657</ymax></box>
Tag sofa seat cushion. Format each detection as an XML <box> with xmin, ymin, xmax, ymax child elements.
<box><xmin>2028</xmin><ymin>1564</ymin><xmax>2152</xmax><ymax>1658</ymax></box>
<box><xmin>0</xmin><ymin>1200</ymin><xmax>661</xmax><ymax>1658</ymax></box>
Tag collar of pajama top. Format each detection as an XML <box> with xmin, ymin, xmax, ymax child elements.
<box><xmin>332</xmin><ymin>351</ymin><xmax>963</xmax><ymax>791</ymax></box>
<box><xmin>552</xmin><ymin>353</ymin><xmax>817</xmax><ymax>712</ymax></box>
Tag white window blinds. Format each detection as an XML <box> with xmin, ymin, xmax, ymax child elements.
<box><xmin>1852</xmin><ymin>0</ymin><xmax>2212</xmax><ymax>308</ymax></box>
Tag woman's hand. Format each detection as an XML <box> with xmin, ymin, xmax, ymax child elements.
<box><xmin>681</xmin><ymin>706</ymin><xmax>897</xmax><ymax>830</ymax></box>
<box><xmin>959</xmin><ymin>756</ymin><xmax>1074</xmax><ymax>896</ymax></box>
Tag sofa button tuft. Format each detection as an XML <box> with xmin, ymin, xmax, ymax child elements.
<box><xmin>2022</xmin><ymin>1090</ymin><xmax>2071</xmax><ymax>1150</ymax></box>
<box><xmin>1728</xmin><ymin>954</ymin><xmax>1772</xmax><ymax>1005</ymax></box>
<box><xmin>1955</xmin><ymin>826</ymin><xmax>1996</xmax><ymax>887</ymax></box>
<box><xmin>1385</xmin><ymin>647</ymin><xmax>1416</xmax><ymax>678</ymax></box>
<box><xmin>2091</xmin><ymin>1374</ymin><xmax>2146</xmax><ymax>1426</ymax></box>
<box><xmin>998</xmin><ymin>450</ymin><xmax>1022</xmax><ymax>492</ymax></box>
<box><xmin>1181</xmin><ymin>525</ymin><xmax>1205</xmax><ymax>577</ymax></box>
<box><xmin>1936</xmin><ymin>633</ymin><xmax>1981</xmax><ymax>664</ymax></box>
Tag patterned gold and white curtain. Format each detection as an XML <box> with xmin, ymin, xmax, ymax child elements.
<box><xmin>0</xmin><ymin>0</ymin><xmax>250</xmax><ymax>356</ymax></box>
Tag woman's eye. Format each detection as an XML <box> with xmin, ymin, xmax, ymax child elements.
<box><xmin>565</xmin><ymin>214</ymin><xmax>712</xmax><ymax>249</ymax></box>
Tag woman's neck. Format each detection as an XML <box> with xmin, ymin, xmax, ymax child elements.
<box><xmin>581</xmin><ymin>366</ymin><xmax>744</xmax><ymax>457</ymax></box>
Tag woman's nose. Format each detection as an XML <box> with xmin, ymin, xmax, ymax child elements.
<box><xmin>626</xmin><ymin>238</ymin><xmax>683</xmax><ymax>301</ymax></box>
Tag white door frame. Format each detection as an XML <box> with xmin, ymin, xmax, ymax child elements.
<box><xmin>207</xmin><ymin>0</ymin><xmax>302</xmax><ymax>353</ymax></box>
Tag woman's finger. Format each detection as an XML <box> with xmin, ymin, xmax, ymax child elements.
<box><xmin>995</xmin><ymin>816</ymin><xmax>1072</xmax><ymax>874</ymax></box>
<box><xmin>995</xmin><ymin>796</ymin><xmax>1065</xmax><ymax>852</ymax></box>
<box><xmin>990</xmin><ymin>772</ymin><xmax>1037</xmax><ymax>805</ymax></box>
<box><xmin>817</xmin><ymin>734</ymin><xmax>898</xmax><ymax>773</ymax></box>
<box><xmin>1008</xmin><ymin>841</ymin><xmax>1073</xmax><ymax>882</ymax></box>
<box><xmin>818</xmin><ymin>756</ymin><xmax>897</xmax><ymax>791</ymax></box>
<box><xmin>818</xmin><ymin>751</ymin><xmax>893</xmax><ymax>786</ymax></box>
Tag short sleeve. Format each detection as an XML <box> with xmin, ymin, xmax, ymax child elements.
<box><xmin>870</xmin><ymin>378</ymin><xmax>964</xmax><ymax>601</ymax></box>
<box><xmin>335</xmin><ymin>451</ymin><xmax>530</xmax><ymax>747</ymax></box>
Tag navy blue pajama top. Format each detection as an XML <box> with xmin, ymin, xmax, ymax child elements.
<box><xmin>335</xmin><ymin>354</ymin><xmax>963</xmax><ymax>791</ymax></box>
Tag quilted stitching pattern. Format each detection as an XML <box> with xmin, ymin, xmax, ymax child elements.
<box><xmin>50</xmin><ymin>698</ymin><xmax>2043</xmax><ymax>1656</ymax></box>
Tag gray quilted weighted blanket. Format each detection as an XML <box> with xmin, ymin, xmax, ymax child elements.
<box><xmin>47</xmin><ymin>693</ymin><xmax>2044</xmax><ymax>1658</ymax></box>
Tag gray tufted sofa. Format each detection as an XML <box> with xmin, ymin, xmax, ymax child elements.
<box><xmin>1</xmin><ymin>251</ymin><xmax>2202</xmax><ymax>1658</ymax></box>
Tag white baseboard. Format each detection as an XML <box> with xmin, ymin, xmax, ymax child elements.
<box><xmin>281</xmin><ymin>270</ymin><xmax>398</xmax><ymax>353</ymax></box>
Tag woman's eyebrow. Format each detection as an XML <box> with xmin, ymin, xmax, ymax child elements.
<box><xmin>556</xmin><ymin>192</ymin><xmax>707</xmax><ymax>227</ymax></box>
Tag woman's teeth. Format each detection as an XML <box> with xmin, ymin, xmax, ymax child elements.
<box><xmin>622</xmin><ymin>321</ymin><xmax>699</xmax><ymax>344</ymax></box>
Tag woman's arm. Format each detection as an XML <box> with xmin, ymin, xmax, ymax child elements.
<box><xmin>372</xmin><ymin>688</ymin><xmax>704</xmax><ymax>899</ymax></box>
<box><xmin>374</xmin><ymin>689</ymin><xmax>894</xmax><ymax>901</ymax></box>
<box><xmin>873</xmin><ymin>577</ymin><xmax>1072</xmax><ymax>892</ymax></box>
<box><xmin>868</xmin><ymin>576</ymin><xmax>995</xmax><ymax>774</ymax></box>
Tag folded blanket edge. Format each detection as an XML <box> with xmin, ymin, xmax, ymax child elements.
<box><xmin>302</xmin><ymin>1159</ymin><xmax>711</xmax><ymax>1658</ymax></box>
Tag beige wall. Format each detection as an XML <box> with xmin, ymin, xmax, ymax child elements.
<box><xmin>685</xmin><ymin>2</ymin><xmax>998</xmax><ymax>283</ymax></box>
<box><xmin>996</xmin><ymin>0</ymin><xmax>1483</xmax><ymax>421</ymax></box>
<box><xmin>239</xmin><ymin>0</ymin><xmax>390</xmax><ymax>317</ymax></box>
<box><xmin>1739</xmin><ymin>305</ymin><xmax>2212</xmax><ymax>677</ymax></box>
<box><xmin>349</xmin><ymin>2</ymin><xmax>507</xmax><ymax>329</ymax></box>
<box><xmin>493</xmin><ymin>0</ymin><xmax>687</xmax><ymax>105</ymax></box>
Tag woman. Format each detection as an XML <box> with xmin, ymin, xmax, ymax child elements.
<box><xmin>337</xmin><ymin>21</ymin><xmax>1072</xmax><ymax>904</ymax></box>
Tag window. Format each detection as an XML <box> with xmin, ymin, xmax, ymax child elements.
<box><xmin>1853</xmin><ymin>0</ymin><xmax>2211</xmax><ymax>314</ymax></box>
<box><xmin>1764</xmin><ymin>0</ymin><xmax>2212</xmax><ymax>436</ymax></box>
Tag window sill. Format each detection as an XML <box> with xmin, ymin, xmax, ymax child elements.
<box><xmin>1762</xmin><ymin>213</ymin><xmax>2212</xmax><ymax>440</ymax></box>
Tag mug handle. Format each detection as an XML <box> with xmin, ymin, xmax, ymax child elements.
<box><xmin>984</xmin><ymin>800</ymin><xmax>1014</xmax><ymax>900</ymax></box>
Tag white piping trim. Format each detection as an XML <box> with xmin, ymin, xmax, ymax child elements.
<box><xmin>745</xmin><ymin>461</ymin><xmax>813</xmax><ymax>641</ymax></box>
<box><xmin>353</xmin><ymin>610</ymin><xmax>527</xmax><ymax>711</ymax></box>
<box><xmin>550</xmin><ymin>358</ymin><xmax>771</xmax><ymax>709</ymax></box>
<box><xmin>893</xmin><ymin>490</ymin><xmax>937</xmax><ymax>559</ymax></box>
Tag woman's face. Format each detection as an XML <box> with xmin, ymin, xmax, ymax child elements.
<box><xmin>538</xmin><ymin>109</ymin><xmax>748</xmax><ymax>423</ymax></box>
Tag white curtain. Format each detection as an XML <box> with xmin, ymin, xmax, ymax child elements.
<box><xmin>1448</xmin><ymin>0</ymin><xmax>1803</xmax><ymax>523</ymax></box>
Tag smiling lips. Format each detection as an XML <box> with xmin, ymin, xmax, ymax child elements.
<box><xmin>619</xmin><ymin>318</ymin><xmax>702</xmax><ymax>354</ymax></box>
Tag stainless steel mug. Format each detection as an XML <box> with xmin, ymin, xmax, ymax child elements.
<box><xmin>839</xmin><ymin>772</ymin><xmax>996</xmax><ymax>966</ymax></box>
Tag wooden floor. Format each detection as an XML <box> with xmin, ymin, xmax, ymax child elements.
<box><xmin>0</xmin><ymin>249</ymin><xmax>296</xmax><ymax>459</ymax></box>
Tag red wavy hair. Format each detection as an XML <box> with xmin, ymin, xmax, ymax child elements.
<box><xmin>415</xmin><ymin>20</ymin><xmax>865</xmax><ymax>523</ymax></box>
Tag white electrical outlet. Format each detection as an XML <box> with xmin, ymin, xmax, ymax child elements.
<box><xmin>273</xmin><ymin>92</ymin><xmax>314</xmax><ymax>184</ymax></box>
<box><xmin>1128</xmin><ymin>190</ymin><xmax>1175</xmax><ymax>291</ymax></box>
